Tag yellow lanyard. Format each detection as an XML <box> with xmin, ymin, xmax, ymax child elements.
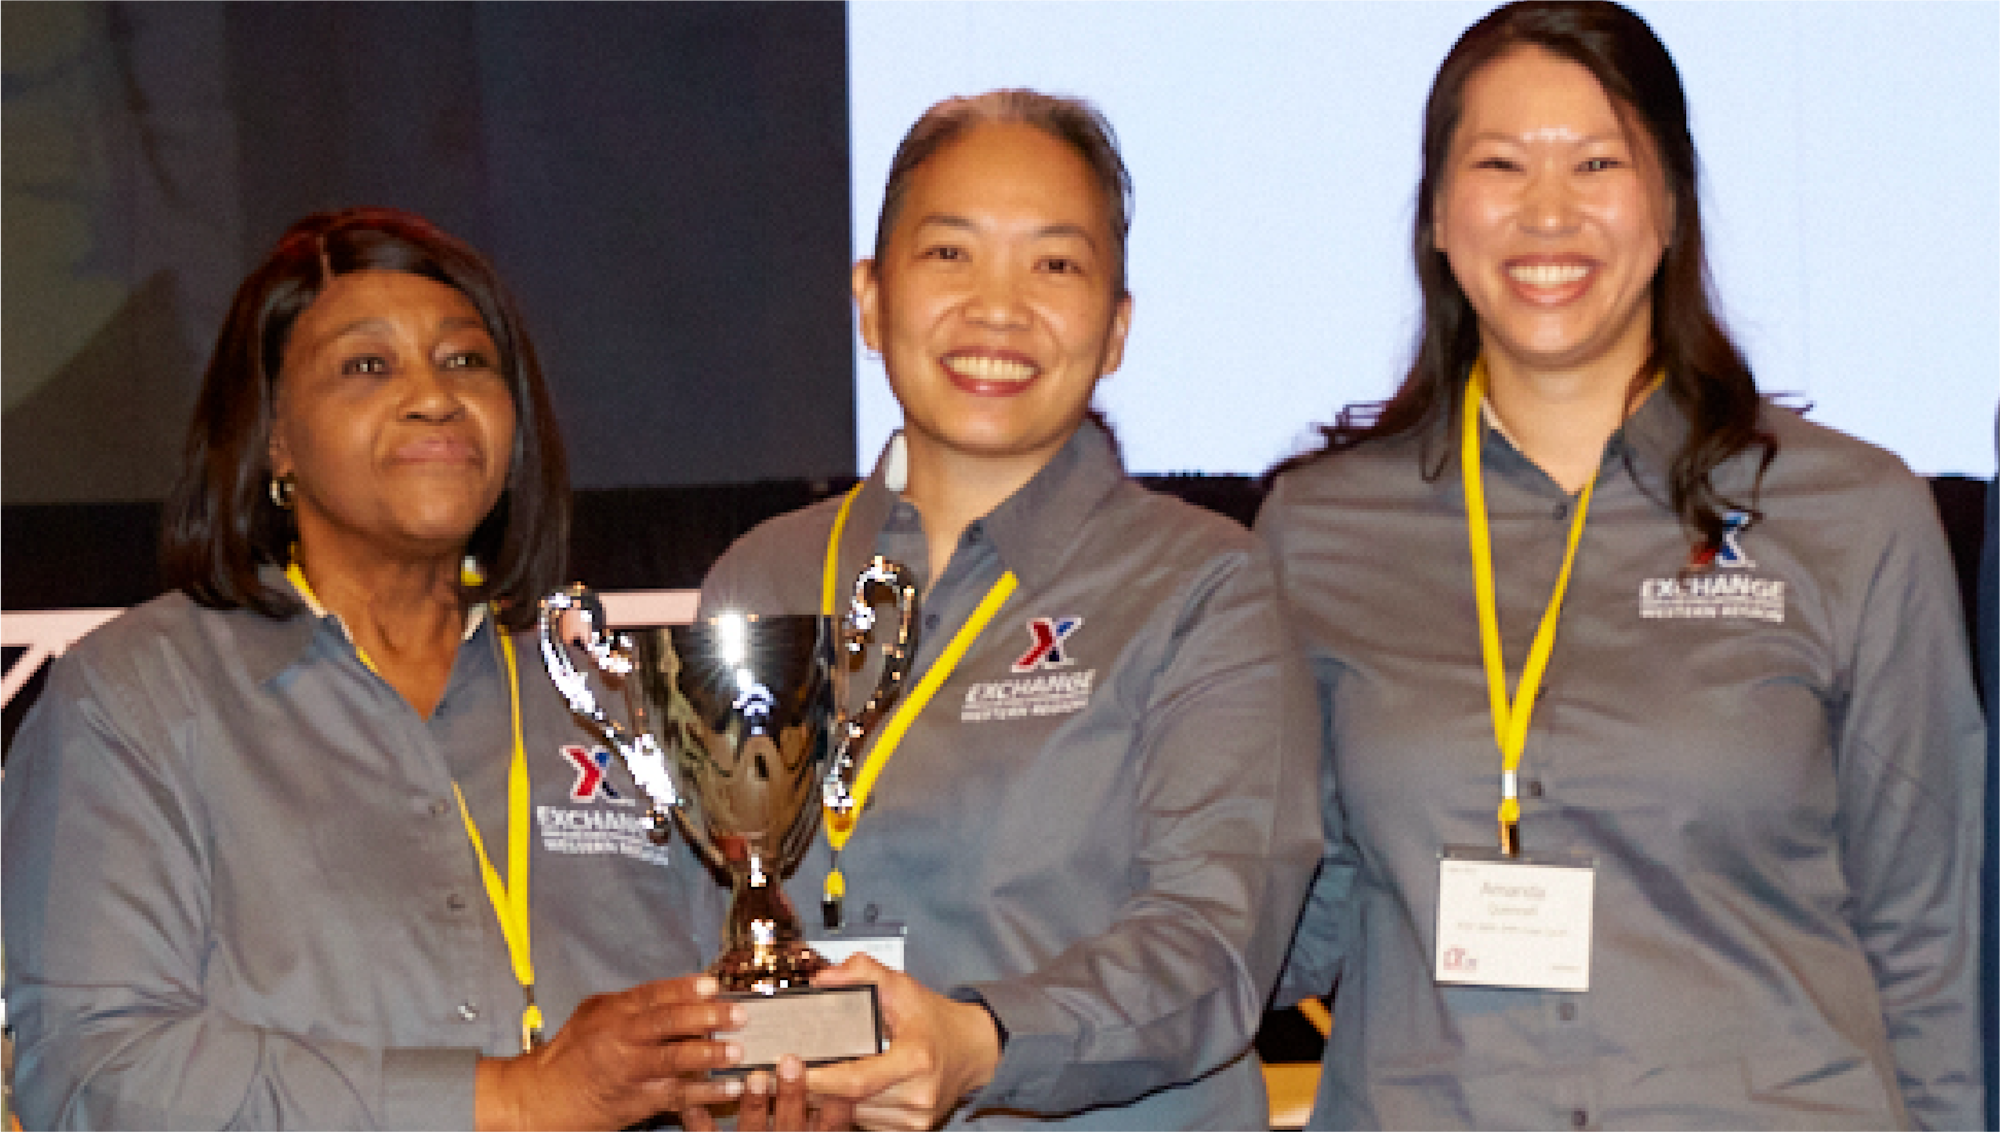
<box><xmin>286</xmin><ymin>563</ymin><xmax>543</xmax><ymax>1050</ymax></box>
<box><xmin>1460</xmin><ymin>363</ymin><xmax>1596</xmax><ymax>857</ymax></box>
<box><xmin>817</xmin><ymin>486</ymin><xmax>1018</xmax><ymax>915</ymax></box>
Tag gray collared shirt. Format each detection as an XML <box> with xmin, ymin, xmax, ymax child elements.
<box><xmin>3</xmin><ymin>575</ymin><xmax>721</xmax><ymax>1129</ymax></box>
<box><xmin>701</xmin><ymin>424</ymin><xmax>1323</xmax><ymax>1128</ymax></box>
<box><xmin>1260</xmin><ymin>391</ymin><xmax>1986</xmax><ymax>1129</ymax></box>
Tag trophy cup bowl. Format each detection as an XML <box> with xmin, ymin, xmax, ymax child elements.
<box><xmin>539</xmin><ymin>563</ymin><xmax>918</xmax><ymax>1068</ymax></box>
<box><xmin>632</xmin><ymin>612</ymin><xmax>832</xmax><ymax>991</ymax></box>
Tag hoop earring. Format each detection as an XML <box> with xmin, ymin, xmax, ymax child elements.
<box><xmin>269</xmin><ymin>472</ymin><xmax>297</xmax><ymax>511</ymax></box>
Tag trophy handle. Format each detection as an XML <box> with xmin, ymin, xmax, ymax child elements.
<box><xmin>822</xmin><ymin>556</ymin><xmax>921</xmax><ymax>816</ymax></box>
<box><xmin>537</xmin><ymin>585</ymin><xmax>682</xmax><ymax>841</ymax></box>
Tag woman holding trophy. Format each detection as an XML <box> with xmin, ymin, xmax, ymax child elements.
<box><xmin>1</xmin><ymin>208</ymin><xmax>818</xmax><ymax>1130</ymax></box>
<box><xmin>698</xmin><ymin>90</ymin><xmax>1323</xmax><ymax>1128</ymax></box>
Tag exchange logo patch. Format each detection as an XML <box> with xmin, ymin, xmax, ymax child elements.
<box><xmin>541</xmin><ymin>744</ymin><xmax>673</xmax><ymax>866</ymax></box>
<box><xmin>1684</xmin><ymin>510</ymin><xmax>1756</xmax><ymax>571</ymax></box>
<box><xmin>963</xmin><ymin>615</ymin><xmax>1095</xmax><ymax>722</ymax></box>
<box><xmin>1641</xmin><ymin>513</ymin><xmax>1785</xmax><ymax>623</ymax></box>
<box><xmin>562</xmin><ymin>743</ymin><xmax>628</xmax><ymax>804</ymax></box>
<box><xmin>1012</xmin><ymin>616</ymin><xmax>1083</xmax><ymax>673</ymax></box>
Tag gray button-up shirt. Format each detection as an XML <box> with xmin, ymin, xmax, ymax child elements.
<box><xmin>701</xmin><ymin>424</ymin><xmax>1322</xmax><ymax>1128</ymax></box>
<box><xmin>3</xmin><ymin>576</ymin><xmax>722</xmax><ymax>1128</ymax></box>
<box><xmin>1260</xmin><ymin>391</ymin><xmax>1986</xmax><ymax>1129</ymax></box>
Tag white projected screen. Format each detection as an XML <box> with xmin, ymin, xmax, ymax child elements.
<box><xmin>849</xmin><ymin>1</ymin><xmax>1999</xmax><ymax>478</ymax></box>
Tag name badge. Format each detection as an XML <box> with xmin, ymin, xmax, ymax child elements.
<box><xmin>1435</xmin><ymin>847</ymin><xmax>1594</xmax><ymax>991</ymax></box>
<box><xmin>810</xmin><ymin>924</ymin><xmax>907</xmax><ymax>972</ymax></box>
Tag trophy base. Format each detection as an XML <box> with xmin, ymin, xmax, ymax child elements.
<box><xmin>717</xmin><ymin>984</ymin><xmax>885</xmax><ymax>1073</ymax></box>
<box><xmin>713</xmin><ymin>937</ymin><xmax>827</xmax><ymax>994</ymax></box>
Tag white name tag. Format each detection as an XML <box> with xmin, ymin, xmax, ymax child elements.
<box><xmin>810</xmin><ymin>925</ymin><xmax>907</xmax><ymax>972</ymax></box>
<box><xmin>1435</xmin><ymin>849</ymin><xmax>1594</xmax><ymax>991</ymax></box>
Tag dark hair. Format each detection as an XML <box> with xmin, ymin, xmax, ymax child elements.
<box><xmin>160</xmin><ymin>208</ymin><xmax>570</xmax><ymax>631</ymax></box>
<box><xmin>871</xmin><ymin>89</ymin><xmax>1133</xmax><ymax>298</ymax></box>
<box><xmin>1287</xmin><ymin>0</ymin><xmax>1773</xmax><ymax>552</ymax></box>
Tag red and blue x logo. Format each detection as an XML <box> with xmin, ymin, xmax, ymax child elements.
<box><xmin>1012</xmin><ymin>616</ymin><xmax>1083</xmax><ymax>673</ymax></box>
<box><xmin>562</xmin><ymin>744</ymin><xmax>624</xmax><ymax>803</ymax></box>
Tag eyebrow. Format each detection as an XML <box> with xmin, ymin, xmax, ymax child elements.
<box><xmin>912</xmin><ymin>213</ymin><xmax>1101</xmax><ymax>248</ymax></box>
<box><xmin>1462</xmin><ymin>129</ymin><xmax>1627</xmax><ymax>146</ymax></box>
<box><xmin>323</xmin><ymin>314</ymin><xmax>490</xmax><ymax>340</ymax></box>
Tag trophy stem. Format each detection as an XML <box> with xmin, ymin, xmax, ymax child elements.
<box><xmin>714</xmin><ymin>850</ymin><xmax>826</xmax><ymax>994</ymax></box>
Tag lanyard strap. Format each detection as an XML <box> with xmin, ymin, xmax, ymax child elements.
<box><xmin>816</xmin><ymin>489</ymin><xmax>1017</xmax><ymax>908</ymax></box>
<box><xmin>452</xmin><ymin>633</ymin><xmax>542</xmax><ymax>1051</ymax></box>
<box><xmin>285</xmin><ymin>563</ymin><xmax>543</xmax><ymax>1050</ymax></box>
<box><xmin>821</xmin><ymin>485</ymin><xmax>863</xmax><ymax>616</ymax></box>
<box><xmin>1460</xmin><ymin>363</ymin><xmax>1597</xmax><ymax>856</ymax></box>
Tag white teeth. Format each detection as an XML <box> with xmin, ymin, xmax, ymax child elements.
<box><xmin>947</xmin><ymin>355</ymin><xmax>1036</xmax><ymax>382</ymax></box>
<box><xmin>1509</xmin><ymin>263</ymin><xmax>1589</xmax><ymax>286</ymax></box>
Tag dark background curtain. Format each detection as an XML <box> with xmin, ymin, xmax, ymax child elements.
<box><xmin>2</xmin><ymin>1</ymin><xmax>856</xmax><ymax>503</ymax></box>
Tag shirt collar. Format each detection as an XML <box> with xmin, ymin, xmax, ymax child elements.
<box><xmin>236</xmin><ymin>563</ymin><xmax>336</xmax><ymax>686</ymax></box>
<box><xmin>1471</xmin><ymin>379</ymin><xmax>1688</xmax><ymax>498</ymax></box>
<box><xmin>1610</xmin><ymin>380</ymin><xmax>1690</xmax><ymax>488</ymax></box>
<box><xmin>855</xmin><ymin>422</ymin><xmax>1126</xmax><ymax>592</ymax></box>
<box><xmin>240</xmin><ymin>561</ymin><xmax>490</xmax><ymax>686</ymax></box>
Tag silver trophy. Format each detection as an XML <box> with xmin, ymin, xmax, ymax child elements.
<box><xmin>538</xmin><ymin>558</ymin><xmax>917</xmax><ymax>1067</ymax></box>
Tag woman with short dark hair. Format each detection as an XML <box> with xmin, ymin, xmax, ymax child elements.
<box><xmin>1261</xmin><ymin>3</ymin><xmax>1984</xmax><ymax>1127</ymax></box>
<box><xmin>3</xmin><ymin>209</ymin><xmax>765</xmax><ymax>1129</ymax></box>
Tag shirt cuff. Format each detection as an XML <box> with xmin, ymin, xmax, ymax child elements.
<box><xmin>382</xmin><ymin>1045</ymin><xmax>481</xmax><ymax>1130</ymax></box>
<box><xmin>948</xmin><ymin>980</ymin><xmax>1069</xmax><ymax>1110</ymax></box>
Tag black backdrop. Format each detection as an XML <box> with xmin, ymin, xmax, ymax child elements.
<box><xmin>2</xmin><ymin>2</ymin><xmax>856</xmax><ymax>503</ymax></box>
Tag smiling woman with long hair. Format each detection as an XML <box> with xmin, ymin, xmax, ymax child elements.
<box><xmin>1259</xmin><ymin>3</ymin><xmax>1985</xmax><ymax>1127</ymax></box>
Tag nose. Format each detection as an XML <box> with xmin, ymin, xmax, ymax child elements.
<box><xmin>401</xmin><ymin>361</ymin><xmax>467</xmax><ymax>422</ymax></box>
<box><xmin>1519</xmin><ymin>165</ymin><xmax>1581</xmax><ymax>236</ymax></box>
<box><xmin>963</xmin><ymin>260</ymin><xmax>1030</xmax><ymax>330</ymax></box>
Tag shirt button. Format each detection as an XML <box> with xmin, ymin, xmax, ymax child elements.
<box><xmin>1558</xmin><ymin>1000</ymin><xmax>1576</xmax><ymax>1020</ymax></box>
<box><xmin>1525</xmin><ymin>779</ymin><xmax>1545</xmax><ymax>799</ymax></box>
<box><xmin>1553</xmin><ymin>502</ymin><xmax>1571</xmax><ymax>520</ymax></box>
<box><xmin>458</xmin><ymin>1002</ymin><xmax>479</xmax><ymax>1022</ymax></box>
<box><xmin>1570</xmin><ymin>1109</ymin><xmax>1589</xmax><ymax>1128</ymax></box>
<box><xmin>863</xmin><ymin>903</ymin><xmax>881</xmax><ymax>924</ymax></box>
<box><xmin>923</xmin><ymin>614</ymin><xmax>940</xmax><ymax>632</ymax></box>
<box><xmin>429</xmin><ymin>799</ymin><xmax>450</xmax><ymax>818</ymax></box>
<box><xmin>446</xmin><ymin>892</ymin><xmax>469</xmax><ymax>913</ymax></box>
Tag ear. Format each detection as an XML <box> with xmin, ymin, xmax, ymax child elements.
<box><xmin>1096</xmin><ymin>293</ymin><xmax>1134</xmax><ymax>379</ymax></box>
<box><xmin>266</xmin><ymin>419</ymin><xmax>291</xmax><ymax>479</ymax></box>
<box><xmin>852</xmin><ymin>259</ymin><xmax>883</xmax><ymax>355</ymax></box>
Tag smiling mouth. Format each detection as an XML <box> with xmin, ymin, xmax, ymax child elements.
<box><xmin>1508</xmin><ymin>263</ymin><xmax>1591</xmax><ymax>286</ymax></box>
<box><xmin>943</xmin><ymin>354</ymin><xmax>1038</xmax><ymax>384</ymax></box>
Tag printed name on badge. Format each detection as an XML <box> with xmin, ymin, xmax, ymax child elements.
<box><xmin>810</xmin><ymin>926</ymin><xmax>908</xmax><ymax>972</ymax></box>
<box><xmin>1435</xmin><ymin>851</ymin><xmax>1595</xmax><ymax>992</ymax></box>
